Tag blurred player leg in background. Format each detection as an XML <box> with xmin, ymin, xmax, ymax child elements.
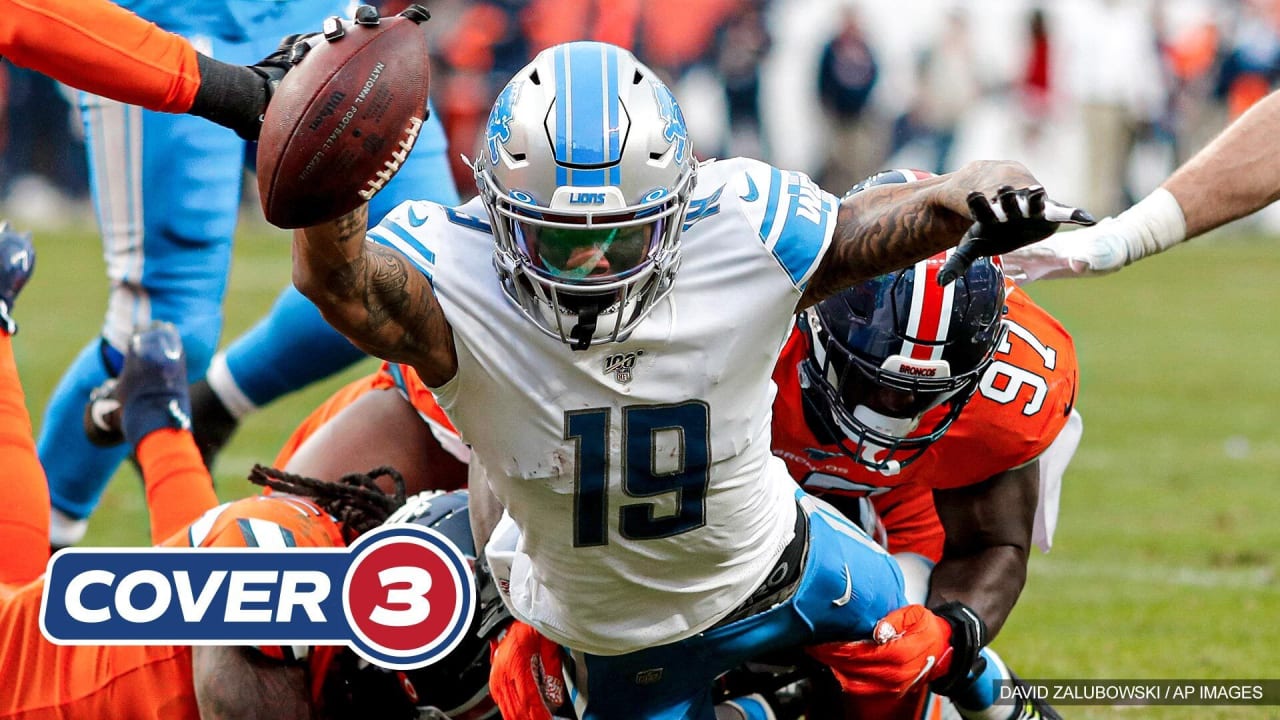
<box><xmin>40</xmin><ymin>1</ymin><xmax>364</xmax><ymax>548</ymax></box>
<box><xmin>191</xmin><ymin>104</ymin><xmax>459</xmax><ymax>466</ymax></box>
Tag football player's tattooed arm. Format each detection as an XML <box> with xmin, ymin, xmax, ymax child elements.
<box><xmin>800</xmin><ymin>160</ymin><xmax>1042</xmax><ymax>309</ymax></box>
<box><xmin>192</xmin><ymin>646</ymin><xmax>313</xmax><ymax>720</ymax></box>
<box><xmin>928</xmin><ymin>459</ymin><xmax>1038</xmax><ymax>639</ymax></box>
<box><xmin>293</xmin><ymin>207</ymin><xmax>458</xmax><ymax>386</ymax></box>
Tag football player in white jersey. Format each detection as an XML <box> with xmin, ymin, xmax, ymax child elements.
<box><xmin>288</xmin><ymin>40</ymin><xmax>1093</xmax><ymax>719</ymax></box>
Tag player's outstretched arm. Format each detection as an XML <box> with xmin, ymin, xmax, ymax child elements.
<box><xmin>293</xmin><ymin>207</ymin><xmax>458</xmax><ymax>387</ymax></box>
<box><xmin>1165</xmin><ymin>89</ymin><xmax>1280</xmax><ymax>238</ymax></box>
<box><xmin>0</xmin><ymin>0</ymin><xmax>288</xmax><ymax>140</ymax></box>
<box><xmin>1004</xmin><ymin>89</ymin><xmax>1280</xmax><ymax>282</ymax></box>
<box><xmin>800</xmin><ymin>160</ymin><xmax>1090</xmax><ymax>308</ymax></box>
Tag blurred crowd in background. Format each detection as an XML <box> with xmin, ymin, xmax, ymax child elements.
<box><xmin>3</xmin><ymin>0</ymin><xmax>1280</xmax><ymax>228</ymax></box>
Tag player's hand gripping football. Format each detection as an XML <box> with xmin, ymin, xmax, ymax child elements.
<box><xmin>256</xmin><ymin>3</ymin><xmax>433</xmax><ymax>227</ymax></box>
<box><xmin>241</xmin><ymin>4</ymin><xmax>431</xmax><ymax>142</ymax></box>
<box><xmin>937</xmin><ymin>184</ymin><xmax>1096</xmax><ymax>286</ymax></box>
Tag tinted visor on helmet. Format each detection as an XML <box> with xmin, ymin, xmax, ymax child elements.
<box><xmin>514</xmin><ymin>214</ymin><xmax>666</xmax><ymax>285</ymax></box>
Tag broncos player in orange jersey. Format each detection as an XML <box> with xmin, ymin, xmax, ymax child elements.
<box><xmin>0</xmin><ymin>0</ymin><xmax>302</xmax><ymax>142</ymax></box>
<box><xmin>767</xmin><ymin>170</ymin><xmax>1078</xmax><ymax>719</ymax></box>
<box><xmin>0</xmin><ymin>227</ymin><xmax>503</xmax><ymax>720</ymax></box>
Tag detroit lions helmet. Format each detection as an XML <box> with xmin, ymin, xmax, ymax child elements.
<box><xmin>798</xmin><ymin>170</ymin><xmax>1008</xmax><ymax>475</ymax></box>
<box><xmin>474</xmin><ymin>41</ymin><xmax>697</xmax><ymax>350</ymax></box>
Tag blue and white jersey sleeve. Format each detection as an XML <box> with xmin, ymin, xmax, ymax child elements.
<box><xmin>727</xmin><ymin>158</ymin><xmax>840</xmax><ymax>292</ymax></box>
<box><xmin>366</xmin><ymin>199</ymin><xmax>447</xmax><ymax>285</ymax></box>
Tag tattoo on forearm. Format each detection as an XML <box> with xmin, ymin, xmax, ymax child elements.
<box><xmin>364</xmin><ymin>247</ymin><xmax>413</xmax><ymax>330</ymax></box>
<box><xmin>802</xmin><ymin>186</ymin><xmax>972</xmax><ymax>307</ymax></box>
<box><xmin>315</xmin><ymin>242</ymin><xmax>453</xmax><ymax>378</ymax></box>
<box><xmin>333</xmin><ymin>206</ymin><xmax>368</xmax><ymax>246</ymax></box>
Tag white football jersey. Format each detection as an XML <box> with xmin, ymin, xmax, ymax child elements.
<box><xmin>369</xmin><ymin>158</ymin><xmax>840</xmax><ymax>655</ymax></box>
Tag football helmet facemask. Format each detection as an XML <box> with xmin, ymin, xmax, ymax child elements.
<box><xmin>473</xmin><ymin>41</ymin><xmax>696</xmax><ymax>350</ymax></box>
<box><xmin>798</xmin><ymin>170</ymin><xmax>1007</xmax><ymax>476</ymax></box>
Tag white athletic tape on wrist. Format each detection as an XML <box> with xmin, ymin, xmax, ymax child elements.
<box><xmin>1119</xmin><ymin>187</ymin><xmax>1187</xmax><ymax>263</ymax></box>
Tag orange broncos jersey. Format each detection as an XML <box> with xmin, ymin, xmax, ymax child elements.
<box><xmin>0</xmin><ymin>0</ymin><xmax>200</xmax><ymax>114</ymax></box>
<box><xmin>771</xmin><ymin>284</ymin><xmax>1078</xmax><ymax>559</ymax></box>
<box><xmin>0</xmin><ymin>496</ymin><xmax>346</xmax><ymax>720</ymax></box>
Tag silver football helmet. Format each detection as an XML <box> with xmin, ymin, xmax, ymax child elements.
<box><xmin>473</xmin><ymin>41</ymin><xmax>697</xmax><ymax>349</ymax></box>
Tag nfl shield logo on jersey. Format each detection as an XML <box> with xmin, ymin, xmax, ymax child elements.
<box><xmin>603</xmin><ymin>350</ymin><xmax>644</xmax><ymax>384</ymax></box>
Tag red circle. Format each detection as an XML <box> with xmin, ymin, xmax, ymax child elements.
<box><xmin>346</xmin><ymin>540</ymin><xmax>460</xmax><ymax>654</ymax></box>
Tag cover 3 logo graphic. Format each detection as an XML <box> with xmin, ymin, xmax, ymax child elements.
<box><xmin>39</xmin><ymin>524</ymin><xmax>476</xmax><ymax>670</ymax></box>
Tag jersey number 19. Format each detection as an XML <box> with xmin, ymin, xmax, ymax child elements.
<box><xmin>565</xmin><ymin>402</ymin><xmax>711</xmax><ymax>547</ymax></box>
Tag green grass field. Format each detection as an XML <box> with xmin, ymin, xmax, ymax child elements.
<box><xmin>12</xmin><ymin>218</ymin><xmax>1280</xmax><ymax>718</ymax></box>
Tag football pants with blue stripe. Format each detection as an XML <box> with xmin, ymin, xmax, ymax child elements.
<box><xmin>569</xmin><ymin>490</ymin><xmax>906</xmax><ymax>720</ymax></box>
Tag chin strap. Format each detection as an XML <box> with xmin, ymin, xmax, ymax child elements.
<box><xmin>568</xmin><ymin>302</ymin><xmax>600</xmax><ymax>351</ymax></box>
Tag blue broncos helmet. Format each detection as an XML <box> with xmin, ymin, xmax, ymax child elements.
<box><xmin>798</xmin><ymin>170</ymin><xmax>1008</xmax><ymax>476</ymax></box>
<box><xmin>473</xmin><ymin>41</ymin><xmax>697</xmax><ymax>350</ymax></box>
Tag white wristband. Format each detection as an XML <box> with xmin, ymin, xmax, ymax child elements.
<box><xmin>1118</xmin><ymin>187</ymin><xmax>1187</xmax><ymax>264</ymax></box>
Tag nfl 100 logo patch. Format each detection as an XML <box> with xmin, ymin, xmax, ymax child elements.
<box><xmin>603</xmin><ymin>350</ymin><xmax>644</xmax><ymax>384</ymax></box>
<box><xmin>39</xmin><ymin>524</ymin><xmax>476</xmax><ymax>670</ymax></box>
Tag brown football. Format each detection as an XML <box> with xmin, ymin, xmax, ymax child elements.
<box><xmin>256</xmin><ymin>13</ymin><xmax>430</xmax><ymax>229</ymax></box>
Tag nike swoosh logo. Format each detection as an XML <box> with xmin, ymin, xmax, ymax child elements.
<box><xmin>910</xmin><ymin>655</ymin><xmax>936</xmax><ymax>687</ymax></box>
<box><xmin>90</xmin><ymin>398</ymin><xmax>120</xmax><ymax>432</ymax></box>
<box><xmin>832</xmin><ymin>564</ymin><xmax>853</xmax><ymax>607</ymax></box>
<box><xmin>740</xmin><ymin>175</ymin><xmax>759</xmax><ymax>203</ymax></box>
<box><xmin>407</xmin><ymin>205</ymin><xmax>429</xmax><ymax>227</ymax></box>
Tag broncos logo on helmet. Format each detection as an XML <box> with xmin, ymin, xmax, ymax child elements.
<box><xmin>798</xmin><ymin>170</ymin><xmax>1008</xmax><ymax>476</ymax></box>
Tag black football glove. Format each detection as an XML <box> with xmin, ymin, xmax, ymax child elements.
<box><xmin>927</xmin><ymin>600</ymin><xmax>989</xmax><ymax>696</ymax></box>
<box><xmin>189</xmin><ymin>3</ymin><xmax>431</xmax><ymax>141</ymax></box>
<box><xmin>187</xmin><ymin>30</ymin><xmax>315</xmax><ymax>142</ymax></box>
<box><xmin>938</xmin><ymin>185</ymin><xmax>1095</xmax><ymax>286</ymax></box>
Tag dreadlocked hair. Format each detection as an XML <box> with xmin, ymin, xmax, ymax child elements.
<box><xmin>248</xmin><ymin>464</ymin><xmax>409</xmax><ymax>542</ymax></box>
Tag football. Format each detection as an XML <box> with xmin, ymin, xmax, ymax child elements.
<box><xmin>256</xmin><ymin>9</ymin><xmax>431</xmax><ymax>229</ymax></box>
